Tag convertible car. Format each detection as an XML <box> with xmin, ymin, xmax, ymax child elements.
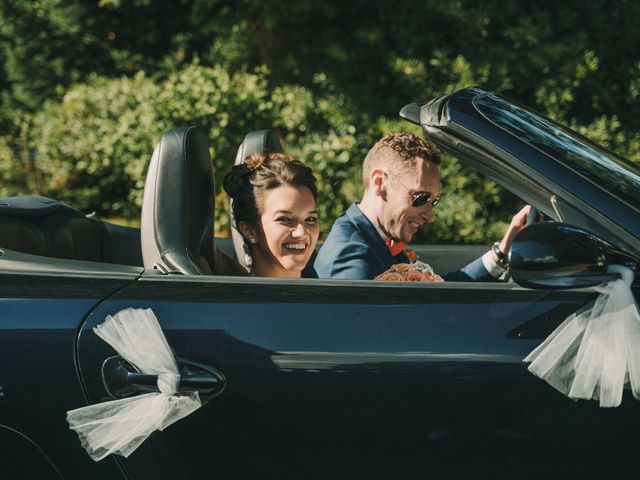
<box><xmin>1</xmin><ymin>87</ymin><xmax>639</xmax><ymax>479</ymax></box>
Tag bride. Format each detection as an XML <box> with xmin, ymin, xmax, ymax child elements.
<box><xmin>223</xmin><ymin>152</ymin><xmax>320</xmax><ymax>278</ymax></box>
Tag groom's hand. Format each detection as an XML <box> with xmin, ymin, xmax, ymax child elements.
<box><xmin>499</xmin><ymin>205</ymin><xmax>531</xmax><ymax>254</ymax></box>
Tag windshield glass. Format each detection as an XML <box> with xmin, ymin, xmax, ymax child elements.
<box><xmin>474</xmin><ymin>93</ymin><xmax>640</xmax><ymax>212</ymax></box>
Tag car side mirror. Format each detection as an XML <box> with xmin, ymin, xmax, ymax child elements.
<box><xmin>509</xmin><ymin>222</ymin><xmax>637</xmax><ymax>289</ymax></box>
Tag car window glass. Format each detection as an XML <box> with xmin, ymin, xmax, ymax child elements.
<box><xmin>474</xmin><ymin>94</ymin><xmax>640</xmax><ymax>212</ymax></box>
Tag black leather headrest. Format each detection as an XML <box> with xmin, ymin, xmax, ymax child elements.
<box><xmin>141</xmin><ymin>127</ymin><xmax>215</xmax><ymax>274</ymax></box>
<box><xmin>231</xmin><ymin>130</ymin><xmax>284</xmax><ymax>271</ymax></box>
<box><xmin>234</xmin><ymin>130</ymin><xmax>283</xmax><ymax>166</ymax></box>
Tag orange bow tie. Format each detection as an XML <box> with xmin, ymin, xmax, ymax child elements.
<box><xmin>385</xmin><ymin>239</ymin><xmax>407</xmax><ymax>256</ymax></box>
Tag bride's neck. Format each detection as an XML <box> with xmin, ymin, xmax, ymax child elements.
<box><xmin>250</xmin><ymin>260</ymin><xmax>300</xmax><ymax>279</ymax></box>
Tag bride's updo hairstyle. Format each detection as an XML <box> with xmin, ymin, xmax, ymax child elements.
<box><xmin>223</xmin><ymin>152</ymin><xmax>318</xmax><ymax>227</ymax></box>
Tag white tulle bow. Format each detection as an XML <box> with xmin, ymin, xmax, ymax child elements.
<box><xmin>524</xmin><ymin>265</ymin><xmax>640</xmax><ymax>407</ymax></box>
<box><xmin>67</xmin><ymin>308</ymin><xmax>201</xmax><ymax>461</ymax></box>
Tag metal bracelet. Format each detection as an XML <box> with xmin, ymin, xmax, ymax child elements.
<box><xmin>492</xmin><ymin>241</ymin><xmax>509</xmax><ymax>268</ymax></box>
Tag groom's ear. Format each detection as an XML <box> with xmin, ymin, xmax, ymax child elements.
<box><xmin>370</xmin><ymin>168</ymin><xmax>387</xmax><ymax>197</ymax></box>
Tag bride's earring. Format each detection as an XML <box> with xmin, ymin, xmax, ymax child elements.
<box><xmin>243</xmin><ymin>236</ymin><xmax>257</xmax><ymax>269</ymax></box>
<box><xmin>243</xmin><ymin>241</ymin><xmax>252</xmax><ymax>269</ymax></box>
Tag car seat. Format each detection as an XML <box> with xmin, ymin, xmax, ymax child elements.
<box><xmin>140</xmin><ymin>127</ymin><xmax>214</xmax><ymax>274</ymax></box>
<box><xmin>0</xmin><ymin>195</ymin><xmax>140</xmax><ymax>265</ymax></box>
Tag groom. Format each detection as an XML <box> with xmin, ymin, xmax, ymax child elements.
<box><xmin>314</xmin><ymin>133</ymin><xmax>529</xmax><ymax>280</ymax></box>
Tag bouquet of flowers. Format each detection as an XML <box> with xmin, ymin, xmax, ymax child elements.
<box><xmin>374</xmin><ymin>260</ymin><xmax>444</xmax><ymax>283</ymax></box>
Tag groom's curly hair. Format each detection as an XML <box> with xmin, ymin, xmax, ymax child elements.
<box><xmin>362</xmin><ymin>133</ymin><xmax>441</xmax><ymax>188</ymax></box>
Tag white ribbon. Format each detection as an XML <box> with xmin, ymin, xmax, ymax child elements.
<box><xmin>67</xmin><ymin>308</ymin><xmax>201</xmax><ymax>461</ymax></box>
<box><xmin>524</xmin><ymin>265</ymin><xmax>640</xmax><ymax>407</ymax></box>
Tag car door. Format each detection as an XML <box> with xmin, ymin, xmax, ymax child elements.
<box><xmin>75</xmin><ymin>273</ymin><xmax>640</xmax><ymax>479</ymax></box>
<box><xmin>0</xmin><ymin>250</ymin><xmax>141</xmax><ymax>480</ymax></box>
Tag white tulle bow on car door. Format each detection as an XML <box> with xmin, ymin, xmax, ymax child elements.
<box><xmin>524</xmin><ymin>265</ymin><xmax>640</xmax><ymax>407</ymax></box>
<box><xmin>66</xmin><ymin>308</ymin><xmax>202</xmax><ymax>461</ymax></box>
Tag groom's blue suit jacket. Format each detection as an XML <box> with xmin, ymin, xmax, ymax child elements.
<box><xmin>314</xmin><ymin>203</ymin><xmax>493</xmax><ymax>281</ymax></box>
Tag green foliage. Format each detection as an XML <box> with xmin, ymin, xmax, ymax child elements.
<box><xmin>23</xmin><ymin>72</ymin><xmax>160</xmax><ymax>215</ymax></box>
<box><xmin>1</xmin><ymin>0</ymin><xmax>639</xmax><ymax>244</ymax></box>
<box><xmin>1</xmin><ymin>61</ymin><xmax>363</xmax><ymax>236</ymax></box>
<box><xmin>11</xmin><ymin>64</ymin><xmax>273</xmax><ymax>218</ymax></box>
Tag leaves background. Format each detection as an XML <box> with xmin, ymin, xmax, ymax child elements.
<box><xmin>0</xmin><ymin>0</ymin><xmax>638</xmax><ymax>243</ymax></box>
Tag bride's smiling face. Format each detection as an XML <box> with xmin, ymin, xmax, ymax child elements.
<box><xmin>252</xmin><ymin>185</ymin><xmax>320</xmax><ymax>277</ymax></box>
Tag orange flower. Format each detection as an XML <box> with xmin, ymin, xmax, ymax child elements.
<box><xmin>374</xmin><ymin>272</ymin><xmax>404</xmax><ymax>281</ymax></box>
<box><xmin>404</xmin><ymin>271</ymin><xmax>426</xmax><ymax>281</ymax></box>
<box><xmin>374</xmin><ymin>261</ymin><xmax>444</xmax><ymax>283</ymax></box>
<box><xmin>392</xmin><ymin>263</ymin><xmax>412</xmax><ymax>273</ymax></box>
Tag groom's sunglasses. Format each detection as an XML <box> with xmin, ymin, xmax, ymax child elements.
<box><xmin>411</xmin><ymin>191</ymin><xmax>440</xmax><ymax>208</ymax></box>
<box><xmin>386</xmin><ymin>170</ymin><xmax>440</xmax><ymax>208</ymax></box>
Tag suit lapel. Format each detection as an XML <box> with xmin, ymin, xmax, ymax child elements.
<box><xmin>345</xmin><ymin>203</ymin><xmax>396</xmax><ymax>268</ymax></box>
